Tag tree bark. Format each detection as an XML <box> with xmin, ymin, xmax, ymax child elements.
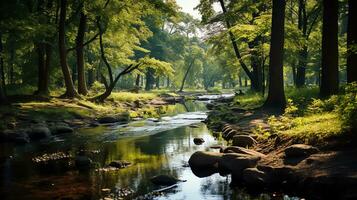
<box><xmin>296</xmin><ymin>0</ymin><xmax>308</xmax><ymax>87</ymax></box>
<box><xmin>320</xmin><ymin>0</ymin><xmax>339</xmax><ymax>97</ymax></box>
<box><xmin>179</xmin><ymin>58</ymin><xmax>195</xmax><ymax>92</ymax></box>
<box><xmin>77</xmin><ymin>12</ymin><xmax>88</xmax><ymax>95</ymax></box>
<box><xmin>135</xmin><ymin>74</ymin><xmax>140</xmax><ymax>87</ymax></box>
<box><xmin>0</xmin><ymin>32</ymin><xmax>7</xmax><ymax>104</ymax></box>
<box><xmin>145</xmin><ymin>68</ymin><xmax>155</xmax><ymax>91</ymax></box>
<box><xmin>248</xmin><ymin>40</ymin><xmax>263</xmax><ymax>91</ymax></box>
<box><xmin>347</xmin><ymin>0</ymin><xmax>357</xmax><ymax>83</ymax></box>
<box><xmin>264</xmin><ymin>0</ymin><xmax>286</xmax><ymax>110</ymax></box>
<box><xmin>58</xmin><ymin>0</ymin><xmax>79</xmax><ymax>98</ymax></box>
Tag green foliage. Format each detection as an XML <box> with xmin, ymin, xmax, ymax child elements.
<box><xmin>337</xmin><ymin>83</ymin><xmax>357</xmax><ymax>131</ymax></box>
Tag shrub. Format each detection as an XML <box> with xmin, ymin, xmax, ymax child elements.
<box><xmin>337</xmin><ymin>83</ymin><xmax>357</xmax><ymax>131</ymax></box>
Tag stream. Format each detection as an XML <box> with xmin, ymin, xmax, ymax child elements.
<box><xmin>0</xmin><ymin>96</ymin><xmax>300</xmax><ymax>200</ymax></box>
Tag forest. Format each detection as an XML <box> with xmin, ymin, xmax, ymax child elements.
<box><xmin>0</xmin><ymin>0</ymin><xmax>356</xmax><ymax>199</ymax></box>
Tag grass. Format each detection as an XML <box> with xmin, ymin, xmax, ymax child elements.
<box><xmin>232</xmin><ymin>86</ymin><xmax>353</xmax><ymax>145</ymax></box>
<box><xmin>265</xmin><ymin>112</ymin><xmax>343</xmax><ymax>144</ymax></box>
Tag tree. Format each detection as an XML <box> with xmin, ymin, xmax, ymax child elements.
<box><xmin>320</xmin><ymin>0</ymin><xmax>339</xmax><ymax>97</ymax></box>
<box><xmin>264</xmin><ymin>0</ymin><xmax>286</xmax><ymax>109</ymax></box>
<box><xmin>58</xmin><ymin>0</ymin><xmax>79</xmax><ymax>98</ymax></box>
<box><xmin>76</xmin><ymin>11</ymin><xmax>88</xmax><ymax>95</ymax></box>
<box><xmin>0</xmin><ymin>32</ymin><xmax>7</xmax><ymax>104</ymax></box>
<box><xmin>347</xmin><ymin>0</ymin><xmax>357</xmax><ymax>83</ymax></box>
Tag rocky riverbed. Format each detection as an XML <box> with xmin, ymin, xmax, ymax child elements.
<box><xmin>192</xmin><ymin>97</ymin><xmax>357</xmax><ymax>199</ymax></box>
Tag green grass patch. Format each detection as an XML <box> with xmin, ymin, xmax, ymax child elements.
<box><xmin>109</xmin><ymin>92</ymin><xmax>157</xmax><ymax>102</ymax></box>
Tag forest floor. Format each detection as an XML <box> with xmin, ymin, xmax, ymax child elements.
<box><xmin>205</xmin><ymin>90</ymin><xmax>357</xmax><ymax>199</ymax></box>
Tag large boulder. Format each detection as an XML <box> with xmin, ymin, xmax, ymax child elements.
<box><xmin>50</xmin><ymin>122</ymin><xmax>74</xmax><ymax>134</ymax></box>
<box><xmin>97</xmin><ymin>116</ymin><xmax>119</xmax><ymax>124</ymax></box>
<box><xmin>242</xmin><ymin>168</ymin><xmax>267</xmax><ymax>186</ymax></box>
<box><xmin>188</xmin><ymin>151</ymin><xmax>223</xmax><ymax>169</ymax></box>
<box><xmin>223</xmin><ymin>146</ymin><xmax>266</xmax><ymax>159</ymax></box>
<box><xmin>150</xmin><ymin>175</ymin><xmax>180</xmax><ymax>186</ymax></box>
<box><xmin>232</xmin><ymin>135</ymin><xmax>257</xmax><ymax>147</ymax></box>
<box><xmin>0</xmin><ymin>129</ymin><xmax>30</xmax><ymax>144</ymax></box>
<box><xmin>108</xmin><ymin>160</ymin><xmax>131</xmax><ymax>169</ymax></box>
<box><xmin>222</xmin><ymin>129</ymin><xmax>237</xmax><ymax>140</ymax></box>
<box><xmin>284</xmin><ymin>144</ymin><xmax>319</xmax><ymax>158</ymax></box>
<box><xmin>218</xmin><ymin>153</ymin><xmax>260</xmax><ymax>176</ymax></box>
<box><xmin>193</xmin><ymin>138</ymin><xmax>205</xmax><ymax>145</ymax></box>
<box><xmin>27</xmin><ymin>126</ymin><xmax>52</xmax><ymax>140</ymax></box>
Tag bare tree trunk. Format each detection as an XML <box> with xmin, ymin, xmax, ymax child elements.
<box><xmin>347</xmin><ymin>0</ymin><xmax>357</xmax><ymax>83</ymax></box>
<box><xmin>179</xmin><ymin>58</ymin><xmax>195</xmax><ymax>92</ymax></box>
<box><xmin>77</xmin><ymin>12</ymin><xmax>88</xmax><ymax>95</ymax></box>
<box><xmin>58</xmin><ymin>0</ymin><xmax>79</xmax><ymax>98</ymax></box>
<box><xmin>135</xmin><ymin>74</ymin><xmax>140</xmax><ymax>87</ymax></box>
<box><xmin>264</xmin><ymin>0</ymin><xmax>286</xmax><ymax>110</ymax></box>
<box><xmin>0</xmin><ymin>32</ymin><xmax>7</xmax><ymax>104</ymax></box>
<box><xmin>296</xmin><ymin>0</ymin><xmax>308</xmax><ymax>87</ymax></box>
<box><xmin>320</xmin><ymin>0</ymin><xmax>339</xmax><ymax>97</ymax></box>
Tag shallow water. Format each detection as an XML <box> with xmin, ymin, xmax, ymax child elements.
<box><xmin>0</xmin><ymin>99</ymin><xmax>301</xmax><ymax>200</ymax></box>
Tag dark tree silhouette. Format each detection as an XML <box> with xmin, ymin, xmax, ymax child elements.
<box><xmin>320</xmin><ymin>0</ymin><xmax>339</xmax><ymax>97</ymax></box>
<box><xmin>264</xmin><ymin>0</ymin><xmax>286</xmax><ymax>110</ymax></box>
<box><xmin>347</xmin><ymin>0</ymin><xmax>357</xmax><ymax>83</ymax></box>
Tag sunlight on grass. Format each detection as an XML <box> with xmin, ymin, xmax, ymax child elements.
<box><xmin>270</xmin><ymin>113</ymin><xmax>343</xmax><ymax>143</ymax></box>
<box><xmin>110</xmin><ymin>92</ymin><xmax>157</xmax><ymax>102</ymax></box>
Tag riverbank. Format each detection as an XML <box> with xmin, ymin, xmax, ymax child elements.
<box><xmin>0</xmin><ymin>91</ymin><xmax>187</xmax><ymax>144</ymax></box>
<box><xmin>193</xmin><ymin>88</ymin><xmax>357</xmax><ymax>199</ymax></box>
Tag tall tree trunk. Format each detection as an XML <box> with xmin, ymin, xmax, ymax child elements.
<box><xmin>347</xmin><ymin>0</ymin><xmax>357</xmax><ymax>83</ymax></box>
<box><xmin>239</xmin><ymin>76</ymin><xmax>242</xmax><ymax>87</ymax></box>
<box><xmin>58</xmin><ymin>0</ymin><xmax>79</xmax><ymax>98</ymax></box>
<box><xmin>179</xmin><ymin>58</ymin><xmax>195</xmax><ymax>92</ymax></box>
<box><xmin>296</xmin><ymin>0</ymin><xmax>308</xmax><ymax>87</ymax></box>
<box><xmin>135</xmin><ymin>74</ymin><xmax>140</xmax><ymax>87</ymax></box>
<box><xmin>9</xmin><ymin>48</ymin><xmax>14</xmax><ymax>85</ymax></box>
<box><xmin>248</xmin><ymin>40</ymin><xmax>263</xmax><ymax>92</ymax></box>
<box><xmin>264</xmin><ymin>0</ymin><xmax>286</xmax><ymax>110</ymax></box>
<box><xmin>320</xmin><ymin>0</ymin><xmax>339</xmax><ymax>97</ymax></box>
<box><xmin>145</xmin><ymin>68</ymin><xmax>155</xmax><ymax>91</ymax></box>
<box><xmin>88</xmin><ymin>69</ymin><xmax>94</xmax><ymax>87</ymax></box>
<box><xmin>0</xmin><ymin>32</ymin><xmax>7</xmax><ymax>104</ymax></box>
<box><xmin>156</xmin><ymin>76</ymin><xmax>160</xmax><ymax>89</ymax></box>
<box><xmin>35</xmin><ymin>43</ymin><xmax>46</xmax><ymax>95</ymax></box>
<box><xmin>77</xmin><ymin>12</ymin><xmax>88</xmax><ymax>95</ymax></box>
<box><xmin>166</xmin><ymin>76</ymin><xmax>170</xmax><ymax>88</ymax></box>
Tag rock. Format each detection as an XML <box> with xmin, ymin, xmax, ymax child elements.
<box><xmin>97</xmin><ymin>116</ymin><xmax>119</xmax><ymax>124</ymax></box>
<box><xmin>223</xmin><ymin>146</ymin><xmax>266</xmax><ymax>158</ymax></box>
<box><xmin>50</xmin><ymin>123</ymin><xmax>74</xmax><ymax>134</ymax></box>
<box><xmin>150</xmin><ymin>175</ymin><xmax>180</xmax><ymax>186</ymax></box>
<box><xmin>223</xmin><ymin>129</ymin><xmax>237</xmax><ymax>140</ymax></box>
<box><xmin>27</xmin><ymin>126</ymin><xmax>52</xmax><ymax>140</ymax></box>
<box><xmin>242</xmin><ymin>168</ymin><xmax>267</xmax><ymax>186</ymax></box>
<box><xmin>193</xmin><ymin>138</ymin><xmax>205</xmax><ymax>145</ymax></box>
<box><xmin>108</xmin><ymin>160</ymin><xmax>131</xmax><ymax>168</ymax></box>
<box><xmin>232</xmin><ymin>135</ymin><xmax>257</xmax><ymax>147</ymax></box>
<box><xmin>89</xmin><ymin>121</ymin><xmax>100</xmax><ymax>127</ymax></box>
<box><xmin>284</xmin><ymin>144</ymin><xmax>319</xmax><ymax>158</ymax></box>
<box><xmin>75</xmin><ymin>156</ymin><xmax>92</xmax><ymax>169</ymax></box>
<box><xmin>206</xmin><ymin>103</ymin><xmax>215</xmax><ymax>110</ymax></box>
<box><xmin>188</xmin><ymin>151</ymin><xmax>223</xmax><ymax>169</ymax></box>
<box><xmin>147</xmin><ymin>118</ymin><xmax>160</xmax><ymax>122</ymax></box>
<box><xmin>189</xmin><ymin>124</ymin><xmax>200</xmax><ymax>128</ymax></box>
<box><xmin>218</xmin><ymin>153</ymin><xmax>260</xmax><ymax>176</ymax></box>
<box><xmin>1</xmin><ymin>129</ymin><xmax>30</xmax><ymax>144</ymax></box>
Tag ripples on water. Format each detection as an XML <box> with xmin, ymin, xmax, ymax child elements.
<box><xmin>0</xmin><ymin>98</ymin><xmax>301</xmax><ymax>200</ymax></box>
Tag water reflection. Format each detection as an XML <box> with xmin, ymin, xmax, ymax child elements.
<box><xmin>0</xmin><ymin>100</ymin><xmax>301</xmax><ymax>200</ymax></box>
